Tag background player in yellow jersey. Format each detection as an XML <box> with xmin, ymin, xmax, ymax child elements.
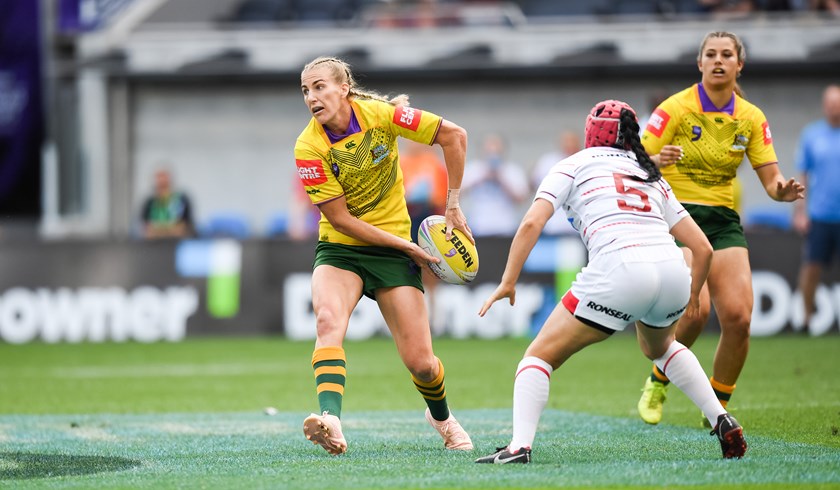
<box><xmin>295</xmin><ymin>56</ymin><xmax>474</xmax><ymax>455</ymax></box>
<box><xmin>636</xmin><ymin>31</ymin><xmax>805</xmax><ymax>426</ymax></box>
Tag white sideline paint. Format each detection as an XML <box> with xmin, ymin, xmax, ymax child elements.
<box><xmin>35</xmin><ymin>363</ymin><xmax>283</xmax><ymax>379</ymax></box>
<box><xmin>64</xmin><ymin>426</ymin><xmax>118</xmax><ymax>442</ymax></box>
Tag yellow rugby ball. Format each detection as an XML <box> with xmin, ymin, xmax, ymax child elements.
<box><xmin>417</xmin><ymin>215</ymin><xmax>479</xmax><ymax>285</ymax></box>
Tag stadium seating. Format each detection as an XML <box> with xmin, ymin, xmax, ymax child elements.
<box><xmin>265</xmin><ymin>212</ymin><xmax>289</xmax><ymax>237</ymax></box>
<box><xmin>231</xmin><ymin>0</ymin><xmax>296</xmax><ymax>22</ymax></box>
<box><xmin>743</xmin><ymin>206</ymin><xmax>793</xmax><ymax>231</ymax></box>
<box><xmin>201</xmin><ymin>212</ymin><xmax>252</xmax><ymax>239</ymax></box>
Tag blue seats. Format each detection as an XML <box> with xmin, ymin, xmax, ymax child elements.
<box><xmin>266</xmin><ymin>212</ymin><xmax>289</xmax><ymax>237</ymax></box>
<box><xmin>743</xmin><ymin>207</ymin><xmax>793</xmax><ymax>231</ymax></box>
<box><xmin>201</xmin><ymin>212</ymin><xmax>251</xmax><ymax>239</ymax></box>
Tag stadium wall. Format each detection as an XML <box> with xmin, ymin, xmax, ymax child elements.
<box><xmin>0</xmin><ymin>231</ymin><xmax>837</xmax><ymax>344</ymax></box>
<box><xmin>123</xmin><ymin>73</ymin><xmax>835</xmax><ymax>239</ymax></box>
<box><xmin>46</xmin><ymin>13</ymin><xmax>840</xmax><ymax>239</ymax></box>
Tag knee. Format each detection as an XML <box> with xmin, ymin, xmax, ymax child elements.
<box><xmin>643</xmin><ymin>347</ymin><xmax>663</xmax><ymax>361</ymax></box>
<box><xmin>643</xmin><ymin>342</ymin><xmax>670</xmax><ymax>361</ymax></box>
<box><xmin>408</xmin><ymin>357</ymin><xmax>439</xmax><ymax>383</ymax></box>
<box><xmin>314</xmin><ymin>308</ymin><xmax>345</xmax><ymax>339</ymax></box>
<box><xmin>719</xmin><ymin>309</ymin><xmax>751</xmax><ymax>340</ymax></box>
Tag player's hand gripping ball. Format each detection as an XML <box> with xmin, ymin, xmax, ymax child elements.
<box><xmin>417</xmin><ymin>215</ymin><xmax>479</xmax><ymax>285</ymax></box>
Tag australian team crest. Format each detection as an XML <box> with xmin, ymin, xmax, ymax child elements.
<box><xmin>731</xmin><ymin>134</ymin><xmax>748</xmax><ymax>152</ymax></box>
<box><xmin>370</xmin><ymin>144</ymin><xmax>389</xmax><ymax>165</ymax></box>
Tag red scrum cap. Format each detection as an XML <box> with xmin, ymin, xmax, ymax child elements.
<box><xmin>585</xmin><ymin>99</ymin><xmax>637</xmax><ymax>149</ymax></box>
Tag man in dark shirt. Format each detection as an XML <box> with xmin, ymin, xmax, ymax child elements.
<box><xmin>140</xmin><ymin>169</ymin><xmax>195</xmax><ymax>239</ymax></box>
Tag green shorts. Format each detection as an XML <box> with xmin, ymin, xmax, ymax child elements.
<box><xmin>676</xmin><ymin>204</ymin><xmax>748</xmax><ymax>250</ymax></box>
<box><xmin>313</xmin><ymin>242</ymin><xmax>423</xmax><ymax>300</ymax></box>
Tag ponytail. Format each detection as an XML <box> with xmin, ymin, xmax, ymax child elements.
<box><xmin>302</xmin><ymin>56</ymin><xmax>410</xmax><ymax>106</ymax></box>
<box><xmin>619</xmin><ymin>109</ymin><xmax>661</xmax><ymax>183</ymax></box>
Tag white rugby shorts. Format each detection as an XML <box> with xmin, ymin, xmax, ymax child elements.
<box><xmin>561</xmin><ymin>245</ymin><xmax>690</xmax><ymax>332</ymax></box>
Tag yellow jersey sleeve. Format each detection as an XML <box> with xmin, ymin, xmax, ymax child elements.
<box><xmin>745</xmin><ymin>105</ymin><xmax>778</xmax><ymax>170</ymax></box>
<box><xmin>294</xmin><ymin>125</ymin><xmax>345</xmax><ymax>206</ymax></box>
<box><xmin>293</xmin><ymin>98</ymin><xmax>443</xmax><ymax>245</ymax></box>
<box><xmin>641</xmin><ymin>85</ymin><xmax>778</xmax><ymax>209</ymax></box>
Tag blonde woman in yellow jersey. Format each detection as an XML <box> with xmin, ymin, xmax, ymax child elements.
<box><xmin>636</xmin><ymin>32</ymin><xmax>805</xmax><ymax>426</ymax></box>
<box><xmin>295</xmin><ymin>57</ymin><xmax>474</xmax><ymax>455</ymax></box>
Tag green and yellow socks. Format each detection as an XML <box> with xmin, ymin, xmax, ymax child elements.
<box><xmin>312</xmin><ymin>348</ymin><xmax>452</xmax><ymax>422</ymax></box>
<box><xmin>312</xmin><ymin>346</ymin><xmax>346</xmax><ymax>418</ymax></box>
<box><xmin>412</xmin><ymin>357</ymin><xmax>450</xmax><ymax>421</ymax></box>
<box><xmin>651</xmin><ymin>363</ymin><xmax>670</xmax><ymax>386</ymax></box>
<box><xmin>710</xmin><ymin>376</ymin><xmax>735</xmax><ymax>409</ymax></box>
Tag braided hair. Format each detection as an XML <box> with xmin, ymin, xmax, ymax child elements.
<box><xmin>618</xmin><ymin>108</ymin><xmax>661</xmax><ymax>183</ymax></box>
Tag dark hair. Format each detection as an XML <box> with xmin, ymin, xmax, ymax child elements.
<box><xmin>619</xmin><ymin>109</ymin><xmax>661</xmax><ymax>183</ymax></box>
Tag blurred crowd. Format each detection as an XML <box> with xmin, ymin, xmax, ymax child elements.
<box><xmin>227</xmin><ymin>0</ymin><xmax>840</xmax><ymax>25</ymax></box>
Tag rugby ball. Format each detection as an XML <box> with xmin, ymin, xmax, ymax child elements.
<box><xmin>417</xmin><ymin>215</ymin><xmax>479</xmax><ymax>285</ymax></box>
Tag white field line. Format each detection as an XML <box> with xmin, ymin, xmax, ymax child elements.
<box><xmin>623</xmin><ymin>399</ymin><xmax>835</xmax><ymax>415</ymax></box>
<box><xmin>150</xmin><ymin>420</ymin><xmax>293</xmax><ymax>436</ymax></box>
<box><xmin>154</xmin><ymin>422</ymin><xmax>203</xmax><ymax>434</ymax></box>
<box><xmin>0</xmin><ymin>458</ymin><xmax>20</xmax><ymax>471</ymax></box>
<box><xmin>65</xmin><ymin>426</ymin><xmax>118</xmax><ymax>442</ymax></box>
<box><xmin>28</xmin><ymin>363</ymin><xmax>284</xmax><ymax>379</ymax></box>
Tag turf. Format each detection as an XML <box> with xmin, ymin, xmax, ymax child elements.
<box><xmin>1</xmin><ymin>334</ymin><xmax>839</xmax><ymax>489</ymax></box>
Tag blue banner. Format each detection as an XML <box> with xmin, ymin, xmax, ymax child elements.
<box><xmin>58</xmin><ymin>0</ymin><xmax>136</xmax><ymax>32</ymax></box>
<box><xmin>0</xmin><ymin>0</ymin><xmax>43</xmax><ymax>216</ymax></box>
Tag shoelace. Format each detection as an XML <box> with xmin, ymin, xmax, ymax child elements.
<box><xmin>647</xmin><ymin>385</ymin><xmax>667</xmax><ymax>407</ymax></box>
<box><xmin>441</xmin><ymin>419</ymin><xmax>469</xmax><ymax>442</ymax></box>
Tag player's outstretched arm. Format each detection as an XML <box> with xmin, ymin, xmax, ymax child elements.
<box><xmin>756</xmin><ymin>164</ymin><xmax>805</xmax><ymax>202</ymax></box>
<box><xmin>479</xmin><ymin>199</ymin><xmax>553</xmax><ymax>317</ymax></box>
<box><xmin>669</xmin><ymin>216</ymin><xmax>712</xmax><ymax>321</ymax></box>
<box><xmin>651</xmin><ymin>145</ymin><xmax>683</xmax><ymax>168</ymax></box>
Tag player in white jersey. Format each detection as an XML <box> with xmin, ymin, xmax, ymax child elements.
<box><xmin>475</xmin><ymin>100</ymin><xmax>747</xmax><ymax>465</ymax></box>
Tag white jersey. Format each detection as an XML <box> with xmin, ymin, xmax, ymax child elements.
<box><xmin>535</xmin><ymin>147</ymin><xmax>688</xmax><ymax>258</ymax></box>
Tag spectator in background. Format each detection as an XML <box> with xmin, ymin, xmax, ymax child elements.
<box><xmin>401</xmin><ymin>139</ymin><xmax>449</xmax><ymax>241</ymax></box>
<box><xmin>400</xmin><ymin>139</ymin><xmax>449</xmax><ymax>331</ymax></box>
<box><xmin>531</xmin><ymin>131</ymin><xmax>582</xmax><ymax>187</ymax></box>
<box><xmin>462</xmin><ymin>133</ymin><xmax>530</xmax><ymax>236</ymax></box>
<box><xmin>638</xmin><ymin>89</ymin><xmax>670</xmax><ymax>130</ymax></box>
<box><xmin>140</xmin><ymin>168</ymin><xmax>196</xmax><ymax>239</ymax></box>
<box><xmin>530</xmin><ymin>130</ymin><xmax>581</xmax><ymax>235</ymax></box>
<box><xmin>371</xmin><ymin>0</ymin><xmax>458</xmax><ymax>28</ymax></box>
<box><xmin>288</xmin><ymin>169</ymin><xmax>321</xmax><ymax>241</ymax></box>
<box><xmin>696</xmin><ymin>0</ymin><xmax>755</xmax><ymax>14</ymax></box>
<box><xmin>793</xmin><ymin>85</ymin><xmax>840</xmax><ymax>329</ymax></box>
<box><xmin>811</xmin><ymin>0</ymin><xmax>840</xmax><ymax>15</ymax></box>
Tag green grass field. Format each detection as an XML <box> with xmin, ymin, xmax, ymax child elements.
<box><xmin>1</xmin><ymin>333</ymin><xmax>839</xmax><ymax>489</ymax></box>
